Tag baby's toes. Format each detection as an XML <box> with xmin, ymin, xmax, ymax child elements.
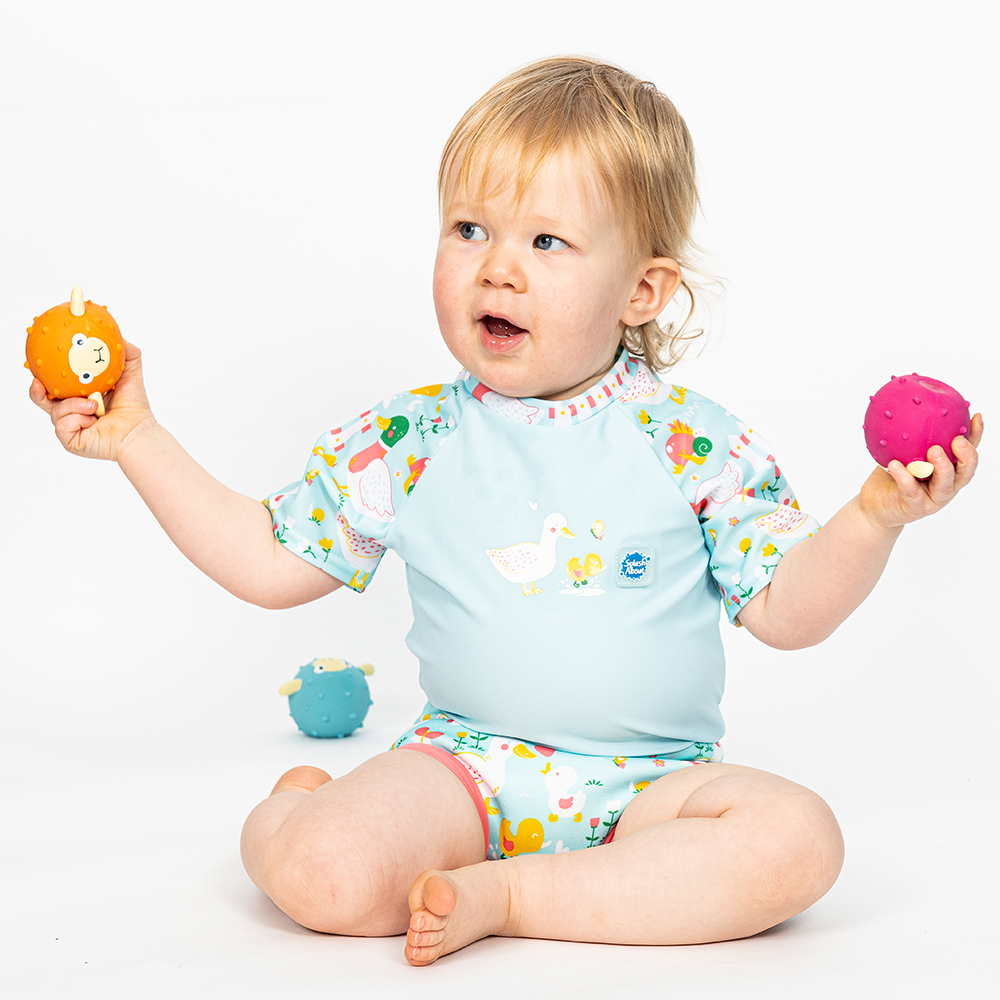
<box><xmin>408</xmin><ymin>924</ymin><xmax>445</xmax><ymax>949</ymax></box>
<box><xmin>405</xmin><ymin>933</ymin><xmax>447</xmax><ymax>967</ymax></box>
<box><xmin>409</xmin><ymin>909</ymin><xmax>448</xmax><ymax>936</ymax></box>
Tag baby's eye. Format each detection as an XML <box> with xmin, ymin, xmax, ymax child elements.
<box><xmin>459</xmin><ymin>222</ymin><xmax>487</xmax><ymax>242</ymax></box>
<box><xmin>534</xmin><ymin>234</ymin><xmax>568</xmax><ymax>252</ymax></box>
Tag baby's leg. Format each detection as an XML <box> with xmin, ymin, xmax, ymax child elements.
<box><xmin>406</xmin><ymin>763</ymin><xmax>843</xmax><ymax>965</ymax></box>
<box><xmin>241</xmin><ymin>750</ymin><xmax>485</xmax><ymax>936</ymax></box>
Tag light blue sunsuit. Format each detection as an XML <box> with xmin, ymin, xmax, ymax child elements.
<box><xmin>265</xmin><ymin>351</ymin><xmax>819</xmax><ymax>859</ymax></box>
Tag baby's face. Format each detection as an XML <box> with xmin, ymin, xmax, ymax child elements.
<box><xmin>433</xmin><ymin>150</ymin><xmax>645</xmax><ymax>401</ymax></box>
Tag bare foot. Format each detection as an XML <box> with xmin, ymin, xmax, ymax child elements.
<box><xmin>405</xmin><ymin>866</ymin><xmax>512</xmax><ymax>966</ymax></box>
<box><xmin>269</xmin><ymin>765</ymin><xmax>333</xmax><ymax>796</ymax></box>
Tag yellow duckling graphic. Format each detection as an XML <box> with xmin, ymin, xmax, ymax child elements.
<box><xmin>499</xmin><ymin>817</ymin><xmax>545</xmax><ymax>857</ymax></box>
<box><xmin>487</xmin><ymin>512</ymin><xmax>575</xmax><ymax>596</ymax></box>
<box><xmin>311</xmin><ymin>445</ymin><xmax>338</xmax><ymax>468</ymax></box>
<box><xmin>566</xmin><ymin>553</ymin><xmax>604</xmax><ymax>588</ymax></box>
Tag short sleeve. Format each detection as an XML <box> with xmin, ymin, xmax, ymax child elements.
<box><xmin>684</xmin><ymin>418</ymin><xmax>821</xmax><ymax>622</ymax></box>
<box><xmin>264</xmin><ymin>414</ymin><xmax>391</xmax><ymax>592</ymax></box>
<box><xmin>264</xmin><ymin>385</ymin><xmax>461</xmax><ymax>593</ymax></box>
<box><xmin>617</xmin><ymin>371</ymin><xmax>821</xmax><ymax>624</ymax></box>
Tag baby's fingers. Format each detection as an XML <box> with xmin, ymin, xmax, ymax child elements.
<box><xmin>885</xmin><ymin>460</ymin><xmax>939</xmax><ymax>514</ymax></box>
<box><xmin>966</xmin><ymin>412</ymin><xmax>985</xmax><ymax>449</ymax></box>
<box><xmin>28</xmin><ymin>377</ymin><xmax>55</xmax><ymax>414</ymax></box>
<box><xmin>951</xmin><ymin>417</ymin><xmax>982</xmax><ymax>491</ymax></box>
<box><xmin>50</xmin><ymin>397</ymin><xmax>102</xmax><ymax>451</ymax></box>
<box><xmin>922</xmin><ymin>445</ymin><xmax>959</xmax><ymax>505</ymax></box>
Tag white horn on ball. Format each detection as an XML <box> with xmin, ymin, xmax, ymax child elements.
<box><xmin>70</xmin><ymin>286</ymin><xmax>85</xmax><ymax>316</ymax></box>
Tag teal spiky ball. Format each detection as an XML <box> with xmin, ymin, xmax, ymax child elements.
<box><xmin>279</xmin><ymin>658</ymin><xmax>373</xmax><ymax>738</ymax></box>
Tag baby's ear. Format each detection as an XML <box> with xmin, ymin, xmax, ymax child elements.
<box><xmin>623</xmin><ymin>258</ymin><xmax>682</xmax><ymax>326</ymax></box>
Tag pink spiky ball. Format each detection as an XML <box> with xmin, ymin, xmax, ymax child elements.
<box><xmin>863</xmin><ymin>374</ymin><xmax>971</xmax><ymax>478</ymax></box>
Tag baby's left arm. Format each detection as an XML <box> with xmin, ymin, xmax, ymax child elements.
<box><xmin>736</xmin><ymin>417</ymin><xmax>983</xmax><ymax>649</ymax></box>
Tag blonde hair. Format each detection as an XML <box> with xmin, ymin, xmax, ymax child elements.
<box><xmin>439</xmin><ymin>56</ymin><xmax>703</xmax><ymax>370</ymax></box>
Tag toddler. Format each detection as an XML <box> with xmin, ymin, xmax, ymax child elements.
<box><xmin>32</xmin><ymin>57</ymin><xmax>982</xmax><ymax>967</ymax></box>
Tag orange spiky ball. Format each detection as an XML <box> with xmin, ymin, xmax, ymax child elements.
<box><xmin>25</xmin><ymin>286</ymin><xmax>125</xmax><ymax>416</ymax></box>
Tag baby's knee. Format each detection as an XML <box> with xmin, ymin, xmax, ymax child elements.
<box><xmin>250</xmin><ymin>819</ymin><xmax>404</xmax><ymax>937</ymax></box>
<box><xmin>750</xmin><ymin>788</ymin><xmax>844</xmax><ymax>916</ymax></box>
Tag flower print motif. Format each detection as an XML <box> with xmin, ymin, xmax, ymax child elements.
<box><xmin>759</xmin><ymin>478</ymin><xmax>782</xmax><ymax>502</ymax></box>
<box><xmin>601</xmin><ymin>800</ymin><xmax>623</xmax><ymax>835</ymax></box>
<box><xmin>739</xmin><ymin>537</ymin><xmax>752</xmax><ymax>555</ymax></box>
<box><xmin>318</xmin><ymin>537</ymin><xmax>334</xmax><ymax>562</ymax></box>
<box><xmin>638</xmin><ymin>409</ymin><xmax>661</xmax><ymax>438</ymax></box>
<box><xmin>416</xmin><ymin>413</ymin><xmax>445</xmax><ymax>441</ymax></box>
<box><xmin>729</xmin><ymin>516</ymin><xmax>740</xmax><ymax>527</ymax></box>
<box><xmin>586</xmin><ymin>817</ymin><xmax>602</xmax><ymax>847</ymax></box>
<box><xmin>310</xmin><ymin>508</ymin><xmax>325</xmax><ymax>524</ymax></box>
<box><xmin>761</xmin><ymin>541</ymin><xmax>782</xmax><ymax>576</ymax></box>
<box><xmin>414</xmin><ymin>726</ymin><xmax>444</xmax><ymax>742</ymax></box>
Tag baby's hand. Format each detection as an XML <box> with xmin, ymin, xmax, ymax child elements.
<box><xmin>29</xmin><ymin>342</ymin><xmax>156</xmax><ymax>463</ymax></box>
<box><xmin>859</xmin><ymin>412</ymin><xmax>983</xmax><ymax>530</ymax></box>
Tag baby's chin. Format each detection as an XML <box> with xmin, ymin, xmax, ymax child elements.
<box><xmin>450</xmin><ymin>343</ymin><xmax>604</xmax><ymax>401</ymax></box>
<box><xmin>477</xmin><ymin>372</ymin><xmax>592</xmax><ymax>401</ymax></box>
<box><xmin>461</xmin><ymin>360</ymin><xmax>548</xmax><ymax>400</ymax></box>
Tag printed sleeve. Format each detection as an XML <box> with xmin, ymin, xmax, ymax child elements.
<box><xmin>679</xmin><ymin>405</ymin><xmax>821</xmax><ymax>622</ymax></box>
<box><xmin>263</xmin><ymin>384</ymin><xmax>456</xmax><ymax>593</ymax></box>
<box><xmin>619</xmin><ymin>374</ymin><xmax>821</xmax><ymax>624</ymax></box>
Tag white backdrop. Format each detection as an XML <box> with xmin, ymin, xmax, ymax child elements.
<box><xmin>2</xmin><ymin>2</ymin><xmax>996</xmax><ymax>997</ymax></box>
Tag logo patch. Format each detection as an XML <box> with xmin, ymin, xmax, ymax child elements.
<box><xmin>614</xmin><ymin>545</ymin><xmax>655</xmax><ymax>588</ymax></box>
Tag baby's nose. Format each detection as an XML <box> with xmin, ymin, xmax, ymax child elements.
<box><xmin>478</xmin><ymin>245</ymin><xmax>525</xmax><ymax>290</ymax></box>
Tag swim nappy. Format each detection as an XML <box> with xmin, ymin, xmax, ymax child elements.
<box><xmin>392</xmin><ymin>705</ymin><xmax>722</xmax><ymax>860</ymax></box>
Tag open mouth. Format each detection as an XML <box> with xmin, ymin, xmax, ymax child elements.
<box><xmin>483</xmin><ymin>315</ymin><xmax>526</xmax><ymax>338</ymax></box>
<box><xmin>480</xmin><ymin>315</ymin><xmax>529</xmax><ymax>354</ymax></box>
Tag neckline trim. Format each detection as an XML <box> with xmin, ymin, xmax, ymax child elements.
<box><xmin>460</xmin><ymin>351</ymin><xmax>645</xmax><ymax>427</ymax></box>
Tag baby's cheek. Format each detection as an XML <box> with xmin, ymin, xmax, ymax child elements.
<box><xmin>432</xmin><ymin>258</ymin><xmax>463</xmax><ymax>322</ymax></box>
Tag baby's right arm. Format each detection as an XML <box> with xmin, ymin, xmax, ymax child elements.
<box><xmin>30</xmin><ymin>343</ymin><xmax>342</xmax><ymax>609</ymax></box>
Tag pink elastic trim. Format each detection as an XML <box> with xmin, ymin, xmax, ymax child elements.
<box><xmin>397</xmin><ymin>743</ymin><xmax>490</xmax><ymax>859</ymax></box>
